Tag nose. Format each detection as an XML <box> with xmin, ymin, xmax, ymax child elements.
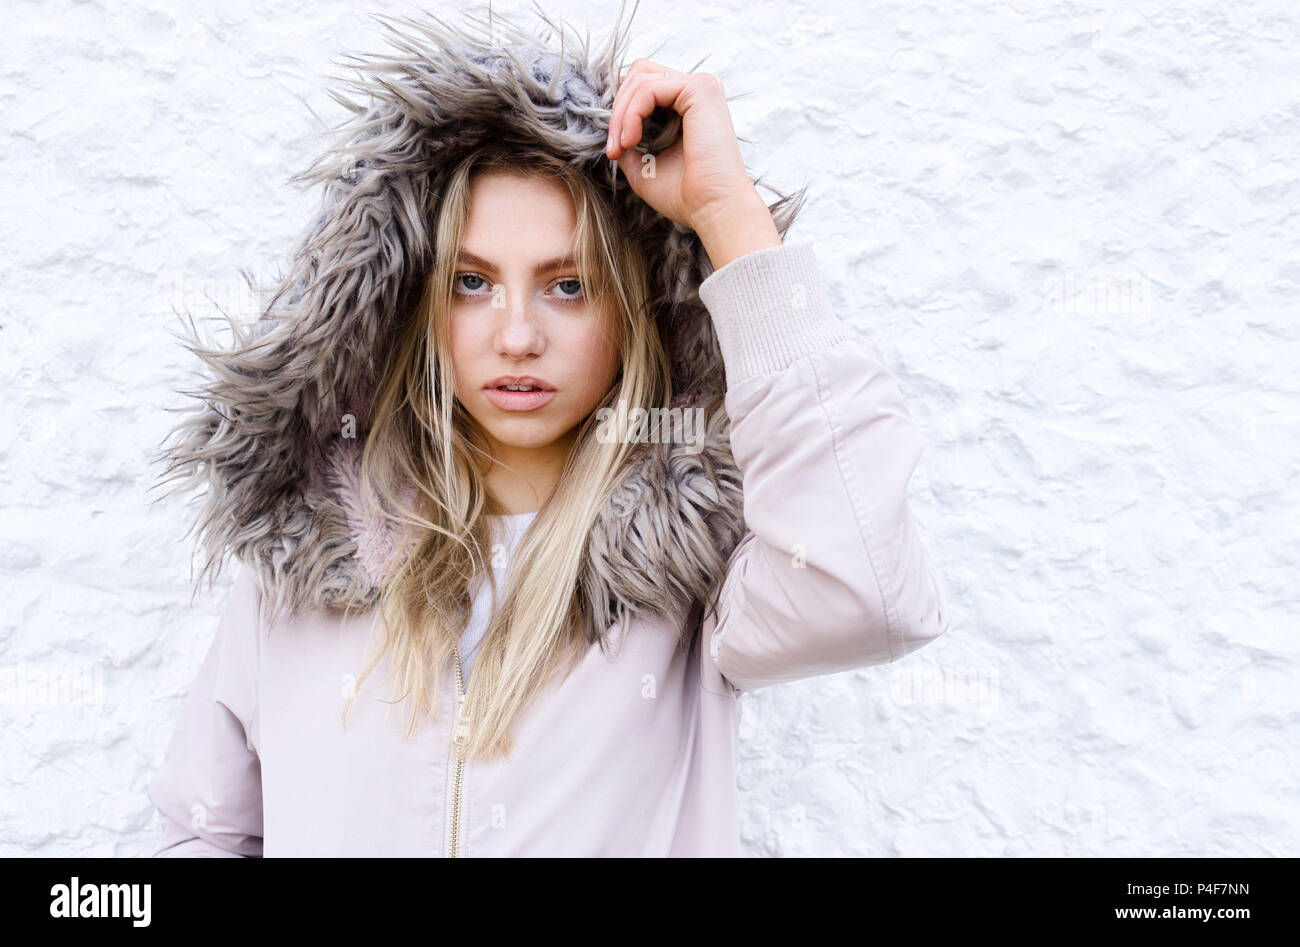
<box><xmin>493</xmin><ymin>283</ymin><xmax>545</xmax><ymax>359</ymax></box>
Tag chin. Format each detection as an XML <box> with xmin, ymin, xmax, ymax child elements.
<box><xmin>491</xmin><ymin>428</ymin><xmax>567</xmax><ymax>450</ymax></box>
<box><xmin>479</xmin><ymin>415</ymin><xmax>572</xmax><ymax>450</ymax></box>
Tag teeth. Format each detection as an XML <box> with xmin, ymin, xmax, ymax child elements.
<box><xmin>502</xmin><ymin>385</ymin><xmax>537</xmax><ymax>391</ymax></box>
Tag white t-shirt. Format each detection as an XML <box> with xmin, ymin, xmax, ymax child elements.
<box><xmin>459</xmin><ymin>510</ymin><xmax>537</xmax><ymax>680</ymax></box>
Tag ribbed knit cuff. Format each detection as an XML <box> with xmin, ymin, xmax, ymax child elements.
<box><xmin>697</xmin><ymin>240</ymin><xmax>856</xmax><ymax>388</ymax></box>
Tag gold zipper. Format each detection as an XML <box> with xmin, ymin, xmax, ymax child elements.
<box><xmin>448</xmin><ymin>644</ymin><xmax>468</xmax><ymax>858</ymax></box>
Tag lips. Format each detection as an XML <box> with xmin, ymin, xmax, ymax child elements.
<box><xmin>483</xmin><ymin>386</ymin><xmax>556</xmax><ymax>411</ymax></box>
<box><xmin>483</xmin><ymin>375</ymin><xmax>556</xmax><ymax>412</ymax></box>
<box><xmin>484</xmin><ymin>375</ymin><xmax>555</xmax><ymax>392</ymax></box>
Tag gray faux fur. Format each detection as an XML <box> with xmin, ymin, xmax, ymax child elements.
<box><xmin>154</xmin><ymin>1</ymin><xmax>807</xmax><ymax>646</ymax></box>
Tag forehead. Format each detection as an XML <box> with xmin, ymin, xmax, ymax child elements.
<box><xmin>462</xmin><ymin>168</ymin><xmax>578</xmax><ymax>258</ymax></box>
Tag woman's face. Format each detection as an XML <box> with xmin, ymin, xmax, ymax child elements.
<box><xmin>448</xmin><ymin>168</ymin><xmax>621</xmax><ymax>466</ymax></box>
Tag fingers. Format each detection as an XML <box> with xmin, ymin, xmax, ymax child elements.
<box><xmin>606</xmin><ymin>58</ymin><xmax>680</xmax><ymax>159</ymax></box>
<box><xmin>611</xmin><ymin>77</ymin><xmax>677</xmax><ymax>156</ymax></box>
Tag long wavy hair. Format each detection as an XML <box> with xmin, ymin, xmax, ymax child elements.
<box><xmin>340</xmin><ymin>140</ymin><xmax>672</xmax><ymax>761</ymax></box>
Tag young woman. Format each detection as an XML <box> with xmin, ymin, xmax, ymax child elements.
<box><xmin>147</xmin><ymin>6</ymin><xmax>951</xmax><ymax>857</ymax></box>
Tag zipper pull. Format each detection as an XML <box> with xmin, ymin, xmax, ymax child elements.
<box><xmin>453</xmin><ymin>691</ymin><xmax>469</xmax><ymax>748</ymax></box>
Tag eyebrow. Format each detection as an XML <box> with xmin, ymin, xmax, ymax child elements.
<box><xmin>456</xmin><ymin>250</ymin><xmax>579</xmax><ymax>275</ymax></box>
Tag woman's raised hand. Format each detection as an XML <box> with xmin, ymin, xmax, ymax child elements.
<box><xmin>604</xmin><ymin>59</ymin><xmax>769</xmax><ymax>243</ymax></box>
<box><xmin>611</xmin><ymin>61</ymin><xmax>759</xmax><ymax>231</ymax></box>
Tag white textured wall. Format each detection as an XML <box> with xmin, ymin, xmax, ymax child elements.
<box><xmin>2</xmin><ymin>0</ymin><xmax>1295</xmax><ymax>857</ymax></box>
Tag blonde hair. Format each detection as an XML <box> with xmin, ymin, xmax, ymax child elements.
<box><xmin>341</xmin><ymin>141</ymin><xmax>672</xmax><ymax>760</ymax></box>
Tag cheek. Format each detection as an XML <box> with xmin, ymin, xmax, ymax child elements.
<box><xmin>569</xmin><ymin>321</ymin><xmax>621</xmax><ymax>393</ymax></box>
<box><xmin>446</xmin><ymin>315</ymin><xmax>478</xmax><ymax>387</ymax></box>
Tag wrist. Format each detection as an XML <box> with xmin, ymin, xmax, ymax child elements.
<box><xmin>692</xmin><ymin>187</ymin><xmax>782</xmax><ymax>270</ymax></box>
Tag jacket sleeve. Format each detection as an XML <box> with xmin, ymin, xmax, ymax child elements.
<box><xmin>145</xmin><ymin>565</ymin><xmax>265</xmax><ymax>857</ymax></box>
<box><xmin>696</xmin><ymin>240</ymin><xmax>951</xmax><ymax>695</ymax></box>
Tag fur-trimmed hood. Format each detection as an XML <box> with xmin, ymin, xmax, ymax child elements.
<box><xmin>156</xmin><ymin>2</ymin><xmax>805</xmax><ymax>640</ymax></box>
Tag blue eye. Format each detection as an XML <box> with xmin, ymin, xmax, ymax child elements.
<box><xmin>452</xmin><ymin>273</ymin><xmax>585</xmax><ymax>304</ymax></box>
<box><xmin>455</xmin><ymin>273</ymin><xmax>488</xmax><ymax>294</ymax></box>
<box><xmin>553</xmin><ymin>278</ymin><xmax>584</xmax><ymax>302</ymax></box>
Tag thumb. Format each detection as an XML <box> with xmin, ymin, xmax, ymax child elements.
<box><xmin>613</xmin><ymin>148</ymin><xmax>641</xmax><ymax>188</ymax></box>
<box><xmin>614</xmin><ymin>148</ymin><xmax>664</xmax><ymax>208</ymax></box>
